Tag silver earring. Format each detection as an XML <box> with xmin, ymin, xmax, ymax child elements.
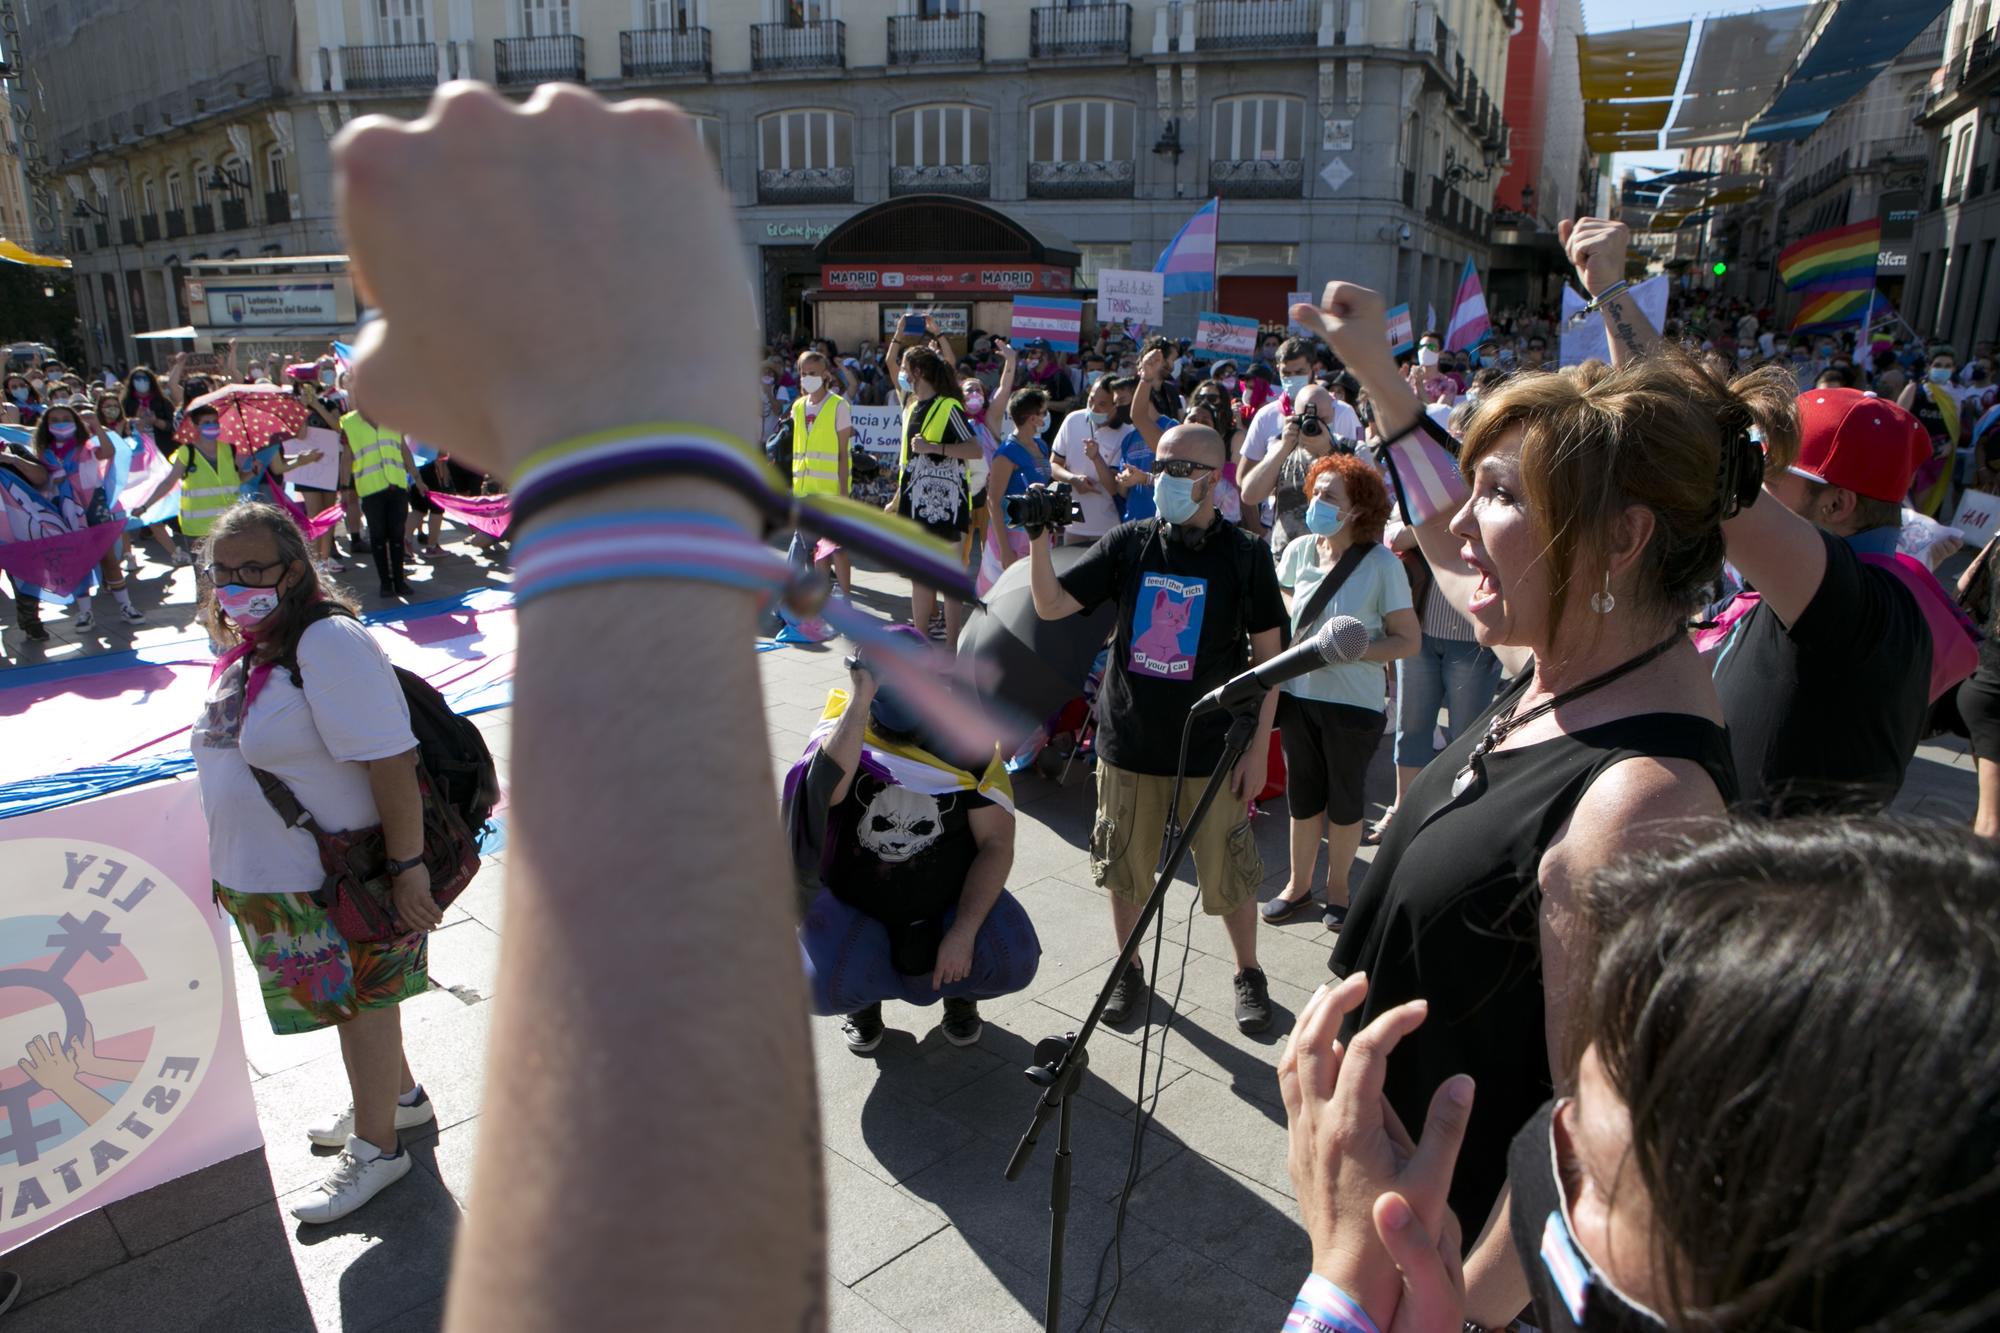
<box><xmin>1591</xmin><ymin>571</ymin><xmax>1616</xmax><ymax>615</ymax></box>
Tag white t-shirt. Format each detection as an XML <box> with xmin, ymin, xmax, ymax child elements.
<box><xmin>1241</xmin><ymin>395</ymin><xmax>1363</xmax><ymax>465</ymax></box>
<box><xmin>1050</xmin><ymin>410</ymin><xmax>1125</xmax><ymax>538</ymax></box>
<box><xmin>799</xmin><ymin>394</ymin><xmax>852</xmax><ymax>433</ymax></box>
<box><xmin>190</xmin><ymin>616</ymin><xmax>417</xmax><ymax>894</ymax></box>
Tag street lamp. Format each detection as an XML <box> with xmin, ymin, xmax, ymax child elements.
<box><xmin>204</xmin><ymin>164</ymin><xmax>250</xmax><ymax>197</ymax></box>
<box><xmin>1152</xmin><ymin>119</ymin><xmax>1184</xmax><ymax>199</ymax></box>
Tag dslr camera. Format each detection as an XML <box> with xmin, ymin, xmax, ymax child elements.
<box><xmin>1005</xmin><ymin>482</ymin><xmax>1082</xmax><ymax>535</ymax></box>
<box><xmin>1297</xmin><ymin>404</ymin><xmax>1324</xmax><ymax>437</ymax></box>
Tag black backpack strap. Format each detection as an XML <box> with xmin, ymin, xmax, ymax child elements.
<box><xmin>248</xmin><ymin>764</ymin><xmax>329</xmax><ymax>840</ymax></box>
<box><xmin>1292</xmin><ymin>543</ymin><xmax>1371</xmax><ymax>638</ymax></box>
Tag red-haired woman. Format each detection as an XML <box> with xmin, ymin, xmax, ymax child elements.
<box><xmin>1262</xmin><ymin>452</ymin><xmax>1419</xmax><ymax>928</ymax></box>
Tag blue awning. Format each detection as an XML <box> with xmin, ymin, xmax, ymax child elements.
<box><xmin>1746</xmin><ymin>0</ymin><xmax>1953</xmax><ymax>140</ymax></box>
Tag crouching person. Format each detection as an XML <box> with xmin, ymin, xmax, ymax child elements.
<box><xmin>785</xmin><ymin>636</ymin><xmax>1040</xmax><ymax>1053</ymax></box>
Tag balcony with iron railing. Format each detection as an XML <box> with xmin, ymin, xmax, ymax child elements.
<box><xmin>1031</xmin><ymin>4</ymin><xmax>1131</xmax><ymax>57</ymax></box>
<box><xmin>265</xmin><ymin>191</ymin><xmax>291</xmax><ymax>224</ymax></box>
<box><xmin>621</xmin><ymin>27</ymin><xmax>710</xmax><ymax>78</ymax></box>
<box><xmin>1210</xmin><ymin>157</ymin><xmax>1304</xmax><ymax>198</ymax></box>
<box><xmin>165</xmin><ymin>210</ymin><xmax>187</xmax><ymax>239</ymax></box>
<box><xmin>118</xmin><ymin>219</ymin><xmax>137</xmax><ymax>245</ymax></box>
<box><xmin>191</xmin><ymin>204</ymin><xmax>214</xmax><ymax>234</ymax></box>
<box><xmin>495</xmin><ymin>34</ymin><xmax>586</xmax><ymax>86</ymax></box>
<box><xmin>890</xmin><ymin>12</ymin><xmax>984</xmax><ymax>64</ymax></box>
<box><xmin>338</xmin><ymin>43</ymin><xmax>439</xmax><ymax>91</ymax></box>
<box><xmin>1027</xmin><ymin>159</ymin><xmax>1136</xmax><ymax>199</ymax></box>
<box><xmin>221</xmin><ymin>198</ymin><xmax>248</xmax><ymax>230</ymax></box>
<box><xmin>92</xmin><ymin>223</ymin><xmax>109</xmax><ymax>248</ymax></box>
<box><xmin>751</xmin><ymin>20</ymin><xmax>846</xmax><ymax>72</ymax></box>
<box><xmin>757</xmin><ymin>166</ymin><xmax>854</xmax><ymax>205</ymax></box>
<box><xmin>141</xmin><ymin>214</ymin><xmax>160</xmax><ymax>242</ymax></box>
<box><xmin>890</xmin><ymin>163</ymin><xmax>991</xmax><ymax>198</ymax></box>
<box><xmin>1191</xmin><ymin>0</ymin><xmax>1319</xmax><ymax>49</ymax></box>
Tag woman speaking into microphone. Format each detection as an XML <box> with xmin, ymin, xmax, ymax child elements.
<box><xmin>1294</xmin><ymin>282</ymin><xmax>1759</xmax><ymax>1325</ymax></box>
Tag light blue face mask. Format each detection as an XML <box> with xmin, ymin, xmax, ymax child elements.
<box><xmin>1931</xmin><ymin>366</ymin><xmax>1954</xmax><ymax>384</ymax></box>
<box><xmin>1156</xmin><ymin>473</ymin><xmax>1202</xmax><ymax>524</ymax></box>
<box><xmin>898</xmin><ymin>372</ymin><xmax>914</xmax><ymax>393</ymax></box>
<box><xmin>1304</xmin><ymin>498</ymin><xmax>1346</xmax><ymax>536</ymax></box>
<box><xmin>1281</xmin><ymin>374</ymin><xmax>1310</xmax><ymax>396</ymax></box>
<box><xmin>1087</xmin><ymin>409</ymin><xmax>1110</xmax><ymax>429</ymax></box>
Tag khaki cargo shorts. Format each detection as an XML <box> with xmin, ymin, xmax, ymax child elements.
<box><xmin>1090</xmin><ymin>760</ymin><xmax>1261</xmax><ymax>916</ymax></box>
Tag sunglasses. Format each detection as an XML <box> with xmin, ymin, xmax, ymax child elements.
<box><xmin>1158</xmin><ymin>459</ymin><xmax>1217</xmax><ymax>480</ymax></box>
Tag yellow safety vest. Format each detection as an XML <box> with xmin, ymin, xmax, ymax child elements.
<box><xmin>173</xmin><ymin>442</ymin><xmax>240</xmax><ymax>538</ymax></box>
<box><xmin>342</xmin><ymin>411</ymin><xmax>409</xmax><ymax>498</ymax></box>
<box><xmin>898</xmin><ymin>395</ymin><xmax>961</xmax><ymax>472</ymax></box>
<box><xmin>790</xmin><ymin>392</ymin><xmax>848</xmax><ymax>497</ymax></box>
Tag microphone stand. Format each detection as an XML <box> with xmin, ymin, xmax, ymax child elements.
<box><xmin>1003</xmin><ymin>692</ymin><xmax>1267</xmax><ymax>1333</ymax></box>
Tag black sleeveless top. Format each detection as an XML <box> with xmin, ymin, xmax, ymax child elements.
<box><xmin>1329</xmin><ymin>672</ymin><xmax>1736</xmax><ymax>1234</ymax></box>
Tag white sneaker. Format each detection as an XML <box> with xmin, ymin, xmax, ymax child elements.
<box><xmin>72</xmin><ymin>603</ymin><xmax>94</xmax><ymax>631</ymax></box>
<box><xmin>289</xmin><ymin>1135</ymin><xmax>411</xmax><ymax>1224</ymax></box>
<box><xmin>119</xmin><ymin>603</ymin><xmax>146</xmax><ymax>624</ymax></box>
<box><xmin>306</xmin><ymin>1089</ymin><xmax>436</xmax><ymax>1148</ymax></box>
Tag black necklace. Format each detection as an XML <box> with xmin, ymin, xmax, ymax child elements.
<box><xmin>1450</xmin><ymin>632</ymin><xmax>1686</xmax><ymax>799</ymax></box>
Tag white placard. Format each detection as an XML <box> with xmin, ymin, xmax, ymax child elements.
<box><xmin>850</xmin><ymin>404</ymin><xmax>904</xmax><ymax>458</ymax></box>
<box><xmin>1559</xmin><ymin>275</ymin><xmax>1670</xmax><ymax>368</ymax></box>
<box><xmin>1096</xmin><ymin>269</ymin><xmax>1166</xmax><ymax>325</ymax></box>
<box><xmin>1319</xmin><ymin>156</ymin><xmax>1355</xmax><ymax>192</ymax></box>
<box><xmin>283</xmin><ymin>426</ymin><xmax>340</xmax><ymax>491</ymax></box>
<box><xmin>1951</xmin><ymin>489</ymin><xmax>2000</xmax><ymax>546</ymax></box>
<box><xmin>1287</xmin><ymin>290</ymin><xmax>1314</xmax><ymax>336</ymax></box>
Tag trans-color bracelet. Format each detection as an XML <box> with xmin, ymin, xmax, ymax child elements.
<box><xmin>1375</xmin><ymin>411</ymin><xmax>1470</xmax><ymax>527</ymax></box>
<box><xmin>509</xmin><ymin>509</ymin><xmax>787</xmax><ymax>606</ymax></box>
<box><xmin>1284</xmin><ymin>1274</ymin><xmax>1381</xmax><ymax>1333</ymax></box>
<box><xmin>506</xmin><ymin>422</ymin><xmax>978</xmax><ymax>605</ymax></box>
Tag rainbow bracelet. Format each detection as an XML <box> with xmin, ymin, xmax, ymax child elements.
<box><xmin>507</xmin><ymin>422</ymin><xmax>977</xmax><ymax>604</ymax></box>
<box><xmin>510</xmin><ymin>509</ymin><xmax>787</xmax><ymax>606</ymax></box>
<box><xmin>1283</xmin><ymin>1274</ymin><xmax>1382</xmax><ymax>1333</ymax></box>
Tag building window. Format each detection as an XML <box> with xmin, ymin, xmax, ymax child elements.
<box><xmin>758</xmin><ymin>109</ymin><xmax>853</xmax><ymax>171</ymax></box>
<box><xmin>268</xmin><ymin>147</ymin><xmax>291</xmax><ymax>195</ymax></box>
<box><xmin>1211</xmin><ymin>95</ymin><xmax>1304</xmax><ymax>162</ymax></box>
<box><xmin>117</xmin><ymin>183</ymin><xmax>132</xmax><ymax>218</ymax></box>
<box><xmin>917</xmin><ymin>0</ymin><xmax>965</xmax><ymax>15</ymax></box>
<box><xmin>520</xmin><ymin>0</ymin><xmax>572</xmax><ymax>37</ymax></box>
<box><xmin>689</xmin><ymin>115</ymin><xmax>723</xmax><ymax>165</ymax></box>
<box><xmin>165</xmin><ymin>171</ymin><xmax>184</xmax><ymax>213</ymax></box>
<box><xmin>779</xmin><ymin>0</ymin><xmax>834</xmax><ymax>23</ymax></box>
<box><xmin>892</xmin><ymin>104</ymin><xmax>989</xmax><ymax>167</ymax></box>
<box><xmin>1073</xmin><ymin>243</ymin><xmax>1127</xmax><ymax>289</ymax></box>
<box><xmin>645</xmin><ymin>0</ymin><xmax>696</xmax><ymax>30</ymax></box>
<box><xmin>141</xmin><ymin>178</ymin><xmax>158</xmax><ymax>216</ymax></box>
<box><xmin>377</xmin><ymin>0</ymin><xmax>429</xmax><ymax>43</ymax></box>
<box><xmin>191</xmin><ymin>162</ymin><xmax>209</xmax><ymax>207</ymax></box>
<box><xmin>1031</xmin><ymin>99</ymin><xmax>1134</xmax><ymax>163</ymax></box>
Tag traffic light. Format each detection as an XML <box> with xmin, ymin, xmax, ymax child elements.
<box><xmin>1712</xmin><ymin>261</ymin><xmax>1728</xmax><ymax>276</ymax></box>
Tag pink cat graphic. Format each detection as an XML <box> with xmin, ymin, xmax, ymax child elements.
<box><xmin>1133</xmin><ymin>589</ymin><xmax>1193</xmax><ymax>664</ymax></box>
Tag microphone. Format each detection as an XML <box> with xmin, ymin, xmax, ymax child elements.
<box><xmin>1192</xmin><ymin>615</ymin><xmax>1370</xmax><ymax>716</ymax></box>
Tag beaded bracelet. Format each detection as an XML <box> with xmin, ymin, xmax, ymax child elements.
<box><xmin>1284</xmin><ymin>1273</ymin><xmax>1381</xmax><ymax>1333</ymax></box>
<box><xmin>510</xmin><ymin>509</ymin><xmax>788</xmax><ymax>606</ymax></box>
<box><xmin>507</xmin><ymin>422</ymin><xmax>977</xmax><ymax>604</ymax></box>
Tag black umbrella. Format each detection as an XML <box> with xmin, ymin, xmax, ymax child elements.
<box><xmin>956</xmin><ymin>545</ymin><xmax>1116</xmax><ymax>751</ymax></box>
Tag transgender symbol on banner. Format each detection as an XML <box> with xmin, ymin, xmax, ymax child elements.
<box><xmin>0</xmin><ymin>824</ymin><xmax>236</xmax><ymax>1248</ymax></box>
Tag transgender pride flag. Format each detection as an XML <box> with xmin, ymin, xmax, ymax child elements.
<box><xmin>1010</xmin><ymin>297</ymin><xmax>1084</xmax><ymax>352</ymax></box>
<box><xmin>1444</xmin><ymin>258</ymin><xmax>1490</xmax><ymax>352</ymax></box>
<box><xmin>1154</xmin><ymin>198</ymin><xmax>1219</xmax><ymax>296</ymax></box>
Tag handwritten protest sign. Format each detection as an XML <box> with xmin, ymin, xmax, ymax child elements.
<box><xmin>1951</xmin><ymin>489</ymin><xmax>2000</xmax><ymax>545</ymax></box>
<box><xmin>1096</xmin><ymin>270</ymin><xmax>1165</xmax><ymax>326</ymax></box>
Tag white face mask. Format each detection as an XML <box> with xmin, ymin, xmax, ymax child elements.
<box><xmin>1418</xmin><ymin>347</ymin><xmax>1441</xmax><ymax>368</ymax></box>
<box><xmin>799</xmin><ymin>374</ymin><xmax>824</xmax><ymax>395</ymax></box>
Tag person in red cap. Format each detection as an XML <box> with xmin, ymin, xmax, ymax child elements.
<box><xmin>1709</xmin><ymin>385</ymin><xmax>1963</xmax><ymax>811</ymax></box>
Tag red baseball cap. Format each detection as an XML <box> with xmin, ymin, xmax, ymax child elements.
<box><xmin>1790</xmin><ymin>389</ymin><xmax>1929</xmax><ymax>504</ymax></box>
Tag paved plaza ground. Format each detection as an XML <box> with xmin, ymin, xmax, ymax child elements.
<box><xmin>2</xmin><ymin>532</ymin><xmax>1981</xmax><ymax>1331</ymax></box>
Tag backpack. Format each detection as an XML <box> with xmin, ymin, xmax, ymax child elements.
<box><xmin>282</xmin><ymin>603</ymin><xmax>501</xmax><ymax>839</ymax></box>
<box><xmin>764</xmin><ymin>415</ymin><xmax>795</xmax><ymax>476</ymax></box>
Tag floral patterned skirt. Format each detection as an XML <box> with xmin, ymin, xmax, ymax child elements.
<box><xmin>214</xmin><ymin>883</ymin><xmax>429</xmax><ymax>1034</ymax></box>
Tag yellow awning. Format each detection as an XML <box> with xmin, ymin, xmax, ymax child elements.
<box><xmin>1585</xmin><ymin>101</ymin><xmax>1673</xmax><ymax>136</ymax></box>
<box><xmin>1587</xmin><ymin>129</ymin><xmax>1670</xmax><ymax>154</ymax></box>
<box><xmin>1578</xmin><ymin>22</ymin><xmax>1692</xmax><ymax>100</ymax></box>
<box><xmin>0</xmin><ymin>239</ymin><xmax>71</xmax><ymax>269</ymax></box>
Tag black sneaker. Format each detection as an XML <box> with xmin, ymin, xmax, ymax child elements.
<box><xmin>1233</xmin><ymin>967</ymin><xmax>1273</xmax><ymax>1035</ymax></box>
<box><xmin>842</xmin><ymin>1003</ymin><xmax>885</xmax><ymax>1054</ymax></box>
<box><xmin>379</xmin><ymin>582</ymin><xmax>395</xmax><ymax>598</ymax></box>
<box><xmin>393</xmin><ymin>578</ymin><xmax>414</xmax><ymax>596</ymax></box>
<box><xmin>1102</xmin><ymin>962</ymin><xmax>1147</xmax><ymax>1026</ymax></box>
<box><xmin>940</xmin><ymin>997</ymin><xmax>983</xmax><ymax>1047</ymax></box>
<box><xmin>18</xmin><ymin>618</ymin><xmax>48</xmax><ymax>643</ymax></box>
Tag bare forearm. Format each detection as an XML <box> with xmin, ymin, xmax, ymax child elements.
<box><xmin>953</xmin><ymin>839</ymin><xmax>1011</xmax><ymax>937</ymax></box>
<box><xmin>449</xmin><ymin>480</ymin><xmax>822</xmax><ymax>1333</ymax></box>
<box><xmin>364</xmin><ymin>751</ymin><xmax>425</xmax><ymax>862</ymax></box>
<box><xmin>1238</xmin><ymin>443</ymin><xmax>1288</xmax><ymax>506</ymax></box>
<box><xmin>1462</xmin><ymin>1189</ymin><xmax>1530</xmax><ymax>1327</ymax></box>
<box><xmin>1029</xmin><ymin>537</ymin><xmax>1080</xmax><ymax>619</ymax></box>
<box><xmin>1362</xmin><ymin>629</ymin><xmax>1420</xmax><ymax>663</ymax></box>
<box><xmin>1599</xmin><ymin>292</ymin><xmax>1660</xmax><ymax>367</ymax></box>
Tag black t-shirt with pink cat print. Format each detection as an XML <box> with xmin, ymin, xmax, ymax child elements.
<box><xmin>1059</xmin><ymin>515</ymin><xmax>1286</xmax><ymax>775</ymax></box>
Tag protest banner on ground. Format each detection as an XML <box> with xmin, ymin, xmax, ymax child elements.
<box><xmin>1096</xmin><ymin>271</ymin><xmax>1165</xmax><ymax>326</ymax></box>
<box><xmin>1192</xmin><ymin>311</ymin><xmax>1258</xmax><ymax>361</ymax></box>
<box><xmin>1010</xmin><ymin>297</ymin><xmax>1084</xmax><ymax>352</ymax></box>
<box><xmin>0</xmin><ymin>779</ymin><xmax>263</xmax><ymax>1255</ymax></box>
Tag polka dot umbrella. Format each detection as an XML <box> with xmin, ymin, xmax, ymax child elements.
<box><xmin>173</xmin><ymin>382</ymin><xmax>313</xmax><ymax>451</ymax></box>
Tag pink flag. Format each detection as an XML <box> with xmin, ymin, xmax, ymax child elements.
<box><xmin>0</xmin><ymin>522</ymin><xmax>124</xmax><ymax>596</ymax></box>
<box><xmin>305</xmin><ymin>502</ymin><xmax>346</xmax><ymax>541</ymax></box>
<box><xmin>1444</xmin><ymin>258</ymin><xmax>1491</xmax><ymax>352</ymax></box>
<box><xmin>430</xmin><ymin>491</ymin><xmax>512</xmax><ymax>539</ymax></box>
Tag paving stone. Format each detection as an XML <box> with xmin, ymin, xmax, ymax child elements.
<box><xmin>1140</xmin><ymin>1065</ymin><xmax>1297</xmax><ymax>1200</ymax></box>
<box><xmin>1123</xmin><ymin>1152</ymin><xmax>1310</xmax><ymax>1301</ymax></box>
<box><xmin>103</xmin><ymin>1148</ymin><xmax>278</xmax><ymax>1257</ymax></box>
<box><xmin>935</xmin><ymin>1001</ymin><xmax>1195</xmax><ymax>1128</ymax></box>
<box><xmin>415</xmin><ymin>1114</ymin><xmax>482</xmax><ymax>1210</ymax></box>
<box><xmin>423</xmin><ymin>918</ymin><xmax>504</xmax><ymax>1004</ymax></box>
<box><xmin>852</xmin><ymin>1225</ymin><xmax>1094</xmax><ymax>1333</ymax></box>
<box><xmin>830</xmin><ymin>1282</ymin><xmax>911</xmax><ymax>1332</ymax></box>
<box><xmin>0</xmin><ymin>1202</ymin><xmax>316</xmax><ymax>1333</ymax></box>
<box><xmin>365</xmin><ymin>1295</ymin><xmax>446</xmax><ymax>1332</ymax></box>
<box><xmin>278</xmin><ymin>1162</ymin><xmax>462</xmax><ymax>1331</ymax></box>
<box><xmin>238</xmin><ymin>1008</ymin><xmax>343</xmax><ymax>1080</ymax></box>
<box><xmin>0</xmin><ymin>1209</ymin><xmax>128</xmax><ymax>1312</ymax></box>
<box><xmin>819</xmin><ymin>1065</ymin><xmax>979</xmax><ymax>1189</ymax></box>
<box><xmin>811</xmin><ymin>1009</ymin><xmax>1007</xmax><ymax>1108</ymax></box>
<box><xmin>1099</xmin><ymin>1234</ymin><xmax>1296</xmax><ymax>1333</ymax></box>
<box><xmin>898</xmin><ymin>1129</ymin><xmax>1173</xmax><ymax>1307</ymax></box>
<box><xmin>824</xmin><ymin>1148</ymin><xmax>948</xmax><ymax>1287</ymax></box>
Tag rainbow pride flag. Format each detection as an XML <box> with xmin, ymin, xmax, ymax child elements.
<box><xmin>1790</xmin><ymin>282</ymin><xmax>1875</xmax><ymax>333</ymax></box>
<box><xmin>1777</xmin><ymin>219</ymin><xmax>1881</xmax><ymax>290</ymax></box>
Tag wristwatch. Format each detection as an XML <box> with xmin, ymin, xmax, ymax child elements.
<box><xmin>385</xmin><ymin>854</ymin><xmax>426</xmax><ymax>876</ymax></box>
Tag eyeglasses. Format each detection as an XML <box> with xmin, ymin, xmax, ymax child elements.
<box><xmin>202</xmin><ymin>558</ymin><xmax>287</xmax><ymax>586</ymax></box>
<box><xmin>1158</xmin><ymin>459</ymin><xmax>1217</xmax><ymax>480</ymax></box>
